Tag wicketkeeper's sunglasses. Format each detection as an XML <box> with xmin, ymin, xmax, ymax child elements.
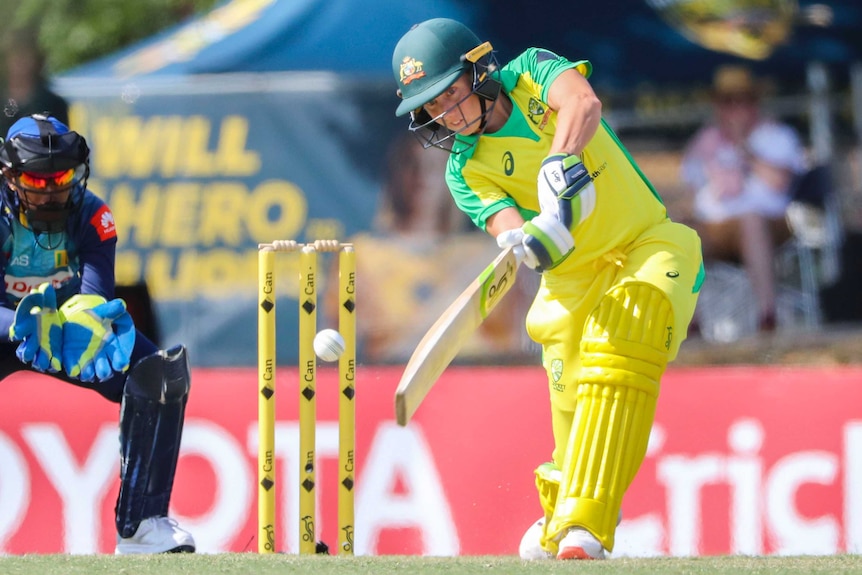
<box><xmin>18</xmin><ymin>169</ymin><xmax>76</xmax><ymax>189</ymax></box>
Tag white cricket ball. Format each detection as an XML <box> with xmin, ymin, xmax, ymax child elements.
<box><xmin>313</xmin><ymin>329</ymin><xmax>346</xmax><ymax>362</ymax></box>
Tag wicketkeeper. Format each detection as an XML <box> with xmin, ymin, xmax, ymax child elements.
<box><xmin>0</xmin><ymin>114</ymin><xmax>195</xmax><ymax>554</ymax></box>
<box><xmin>392</xmin><ymin>19</ymin><xmax>704</xmax><ymax>560</ymax></box>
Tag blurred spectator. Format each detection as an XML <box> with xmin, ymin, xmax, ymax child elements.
<box><xmin>680</xmin><ymin>65</ymin><xmax>806</xmax><ymax>331</ymax></box>
<box><xmin>1</xmin><ymin>30</ymin><xmax>69</xmax><ymax>136</ymax></box>
<box><xmin>374</xmin><ymin>132</ymin><xmax>469</xmax><ymax>236</ymax></box>
<box><xmin>323</xmin><ymin>134</ymin><xmax>537</xmax><ymax>364</ymax></box>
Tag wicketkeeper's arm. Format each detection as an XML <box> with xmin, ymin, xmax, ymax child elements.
<box><xmin>0</xmin><ymin>307</ymin><xmax>15</xmax><ymax>343</ymax></box>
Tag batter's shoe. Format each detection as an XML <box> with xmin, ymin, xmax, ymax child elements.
<box><xmin>115</xmin><ymin>516</ymin><xmax>196</xmax><ymax>554</ymax></box>
<box><xmin>518</xmin><ymin>517</ymin><xmax>553</xmax><ymax>560</ymax></box>
<box><xmin>556</xmin><ymin>527</ymin><xmax>606</xmax><ymax>560</ymax></box>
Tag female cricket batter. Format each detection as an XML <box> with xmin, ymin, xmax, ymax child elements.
<box><xmin>392</xmin><ymin>19</ymin><xmax>703</xmax><ymax>560</ymax></box>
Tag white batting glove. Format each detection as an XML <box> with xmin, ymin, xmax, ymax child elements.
<box><xmin>496</xmin><ymin>228</ymin><xmax>539</xmax><ymax>270</ymax></box>
<box><xmin>496</xmin><ymin>213</ymin><xmax>576</xmax><ymax>272</ymax></box>
<box><xmin>537</xmin><ymin>153</ymin><xmax>597</xmax><ymax>230</ymax></box>
<box><xmin>521</xmin><ymin>211</ymin><xmax>575</xmax><ymax>270</ymax></box>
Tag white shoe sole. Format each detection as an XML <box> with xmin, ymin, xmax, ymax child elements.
<box><xmin>556</xmin><ymin>527</ymin><xmax>606</xmax><ymax>560</ymax></box>
<box><xmin>115</xmin><ymin>542</ymin><xmax>195</xmax><ymax>555</ymax></box>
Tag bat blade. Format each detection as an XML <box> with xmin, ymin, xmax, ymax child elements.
<box><xmin>395</xmin><ymin>246</ymin><xmax>520</xmax><ymax>425</ymax></box>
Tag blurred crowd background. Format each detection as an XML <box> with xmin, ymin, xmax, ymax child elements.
<box><xmin>2</xmin><ymin>0</ymin><xmax>861</xmax><ymax>366</ymax></box>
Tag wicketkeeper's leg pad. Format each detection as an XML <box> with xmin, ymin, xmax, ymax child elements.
<box><xmin>545</xmin><ymin>281</ymin><xmax>673</xmax><ymax>553</ymax></box>
<box><xmin>116</xmin><ymin>344</ymin><xmax>191</xmax><ymax>538</ymax></box>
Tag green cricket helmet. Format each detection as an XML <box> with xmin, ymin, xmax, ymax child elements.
<box><xmin>392</xmin><ymin>18</ymin><xmax>501</xmax><ymax>153</ymax></box>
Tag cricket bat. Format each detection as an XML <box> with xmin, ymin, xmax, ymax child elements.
<box><xmin>395</xmin><ymin>245</ymin><xmax>521</xmax><ymax>426</ymax></box>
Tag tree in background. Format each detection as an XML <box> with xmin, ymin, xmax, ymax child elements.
<box><xmin>0</xmin><ymin>0</ymin><xmax>219</xmax><ymax>73</ymax></box>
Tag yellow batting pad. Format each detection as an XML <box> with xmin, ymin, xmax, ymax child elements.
<box><xmin>545</xmin><ymin>281</ymin><xmax>673</xmax><ymax>552</ymax></box>
<box><xmin>534</xmin><ymin>462</ymin><xmax>561</xmax><ymax>520</ymax></box>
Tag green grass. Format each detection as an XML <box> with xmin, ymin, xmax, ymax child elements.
<box><xmin>1</xmin><ymin>554</ymin><xmax>861</xmax><ymax>575</ymax></box>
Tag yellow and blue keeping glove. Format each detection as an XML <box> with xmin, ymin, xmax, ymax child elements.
<box><xmin>9</xmin><ymin>283</ymin><xmax>64</xmax><ymax>373</ymax></box>
<box><xmin>59</xmin><ymin>294</ymin><xmax>136</xmax><ymax>382</ymax></box>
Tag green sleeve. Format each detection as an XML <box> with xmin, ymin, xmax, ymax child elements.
<box><xmin>502</xmin><ymin>48</ymin><xmax>592</xmax><ymax>103</ymax></box>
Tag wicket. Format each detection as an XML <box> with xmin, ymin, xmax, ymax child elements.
<box><xmin>257</xmin><ymin>240</ymin><xmax>356</xmax><ymax>555</ymax></box>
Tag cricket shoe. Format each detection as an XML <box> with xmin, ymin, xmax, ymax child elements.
<box><xmin>518</xmin><ymin>517</ymin><xmax>553</xmax><ymax>560</ymax></box>
<box><xmin>115</xmin><ymin>516</ymin><xmax>196</xmax><ymax>554</ymax></box>
<box><xmin>520</xmin><ymin>509</ymin><xmax>622</xmax><ymax>560</ymax></box>
<box><xmin>556</xmin><ymin>527</ymin><xmax>606</xmax><ymax>560</ymax></box>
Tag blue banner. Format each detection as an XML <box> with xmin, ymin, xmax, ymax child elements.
<box><xmin>63</xmin><ymin>77</ymin><xmax>402</xmax><ymax>366</ymax></box>
<box><xmin>59</xmin><ymin>75</ymin><xmax>538</xmax><ymax>368</ymax></box>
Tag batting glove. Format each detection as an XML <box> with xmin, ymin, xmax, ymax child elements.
<box><xmin>496</xmin><ymin>211</ymin><xmax>575</xmax><ymax>272</ymax></box>
<box><xmin>537</xmin><ymin>153</ymin><xmax>597</xmax><ymax>230</ymax></box>
<box><xmin>60</xmin><ymin>294</ymin><xmax>136</xmax><ymax>382</ymax></box>
<box><xmin>496</xmin><ymin>227</ymin><xmax>539</xmax><ymax>270</ymax></box>
<box><xmin>9</xmin><ymin>282</ymin><xmax>64</xmax><ymax>373</ymax></box>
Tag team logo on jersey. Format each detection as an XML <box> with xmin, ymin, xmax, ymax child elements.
<box><xmin>90</xmin><ymin>205</ymin><xmax>117</xmax><ymax>242</ymax></box>
<box><xmin>399</xmin><ymin>57</ymin><xmax>425</xmax><ymax>85</ymax></box>
<box><xmin>54</xmin><ymin>250</ymin><xmax>68</xmax><ymax>267</ymax></box>
<box><xmin>527</xmin><ymin>97</ymin><xmax>551</xmax><ymax>130</ymax></box>
<box><xmin>550</xmin><ymin>358</ymin><xmax>563</xmax><ymax>384</ymax></box>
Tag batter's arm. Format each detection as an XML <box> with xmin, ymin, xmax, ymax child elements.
<box><xmin>546</xmin><ymin>68</ymin><xmax>602</xmax><ymax>156</ymax></box>
<box><xmin>485</xmin><ymin>206</ymin><xmax>526</xmax><ymax>238</ymax></box>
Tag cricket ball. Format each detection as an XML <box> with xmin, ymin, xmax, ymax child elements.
<box><xmin>313</xmin><ymin>329</ymin><xmax>346</xmax><ymax>362</ymax></box>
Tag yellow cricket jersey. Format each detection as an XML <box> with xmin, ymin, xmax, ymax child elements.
<box><xmin>446</xmin><ymin>48</ymin><xmax>669</xmax><ymax>269</ymax></box>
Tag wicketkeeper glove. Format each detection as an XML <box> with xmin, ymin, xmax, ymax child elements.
<box><xmin>536</xmin><ymin>153</ymin><xmax>596</xmax><ymax>231</ymax></box>
<box><xmin>59</xmin><ymin>294</ymin><xmax>136</xmax><ymax>382</ymax></box>
<box><xmin>9</xmin><ymin>282</ymin><xmax>64</xmax><ymax>373</ymax></box>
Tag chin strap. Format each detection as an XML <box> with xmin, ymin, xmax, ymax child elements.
<box><xmin>478</xmin><ymin>98</ymin><xmax>489</xmax><ymax>131</ymax></box>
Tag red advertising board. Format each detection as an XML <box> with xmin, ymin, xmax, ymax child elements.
<box><xmin>1</xmin><ymin>365</ymin><xmax>861</xmax><ymax>556</ymax></box>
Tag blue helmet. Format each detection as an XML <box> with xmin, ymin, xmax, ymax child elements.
<box><xmin>0</xmin><ymin>113</ymin><xmax>90</xmax><ymax>236</ymax></box>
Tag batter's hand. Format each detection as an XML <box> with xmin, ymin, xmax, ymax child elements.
<box><xmin>496</xmin><ymin>211</ymin><xmax>574</xmax><ymax>272</ymax></box>
<box><xmin>496</xmin><ymin>227</ymin><xmax>540</xmax><ymax>270</ymax></box>
<box><xmin>9</xmin><ymin>283</ymin><xmax>64</xmax><ymax>373</ymax></box>
<box><xmin>537</xmin><ymin>153</ymin><xmax>596</xmax><ymax>230</ymax></box>
<box><xmin>522</xmin><ymin>211</ymin><xmax>575</xmax><ymax>270</ymax></box>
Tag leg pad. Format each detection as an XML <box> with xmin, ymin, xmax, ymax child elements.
<box><xmin>116</xmin><ymin>345</ymin><xmax>191</xmax><ymax>537</ymax></box>
<box><xmin>546</xmin><ymin>282</ymin><xmax>673</xmax><ymax>552</ymax></box>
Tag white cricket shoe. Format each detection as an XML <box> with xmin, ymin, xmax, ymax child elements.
<box><xmin>115</xmin><ymin>517</ymin><xmax>196</xmax><ymax>554</ymax></box>
<box><xmin>518</xmin><ymin>517</ymin><xmax>553</xmax><ymax>560</ymax></box>
<box><xmin>556</xmin><ymin>527</ymin><xmax>606</xmax><ymax>560</ymax></box>
<box><xmin>520</xmin><ymin>509</ymin><xmax>621</xmax><ymax>560</ymax></box>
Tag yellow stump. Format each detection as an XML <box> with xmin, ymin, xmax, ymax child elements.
<box><xmin>257</xmin><ymin>240</ymin><xmax>357</xmax><ymax>555</ymax></box>
<box><xmin>338</xmin><ymin>246</ymin><xmax>356</xmax><ymax>555</ymax></box>
<box><xmin>298</xmin><ymin>245</ymin><xmax>318</xmax><ymax>554</ymax></box>
<box><xmin>258</xmin><ymin>247</ymin><xmax>276</xmax><ymax>553</ymax></box>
